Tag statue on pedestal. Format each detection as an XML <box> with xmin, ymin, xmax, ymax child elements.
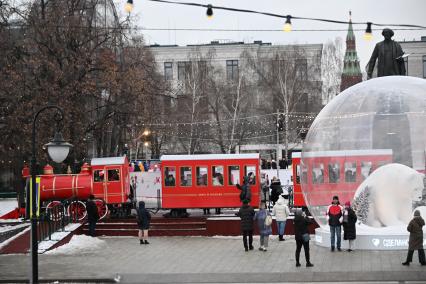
<box><xmin>367</xmin><ymin>28</ymin><xmax>406</xmax><ymax>79</ymax></box>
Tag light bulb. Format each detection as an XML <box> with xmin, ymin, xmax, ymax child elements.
<box><xmin>283</xmin><ymin>15</ymin><xmax>292</xmax><ymax>32</ymax></box>
<box><xmin>364</xmin><ymin>22</ymin><xmax>373</xmax><ymax>41</ymax></box>
<box><xmin>125</xmin><ymin>0</ymin><xmax>133</xmax><ymax>13</ymax></box>
<box><xmin>206</xmin><ymin>4</ymin><xmax>213</xmax><ymax>19</ymax></box>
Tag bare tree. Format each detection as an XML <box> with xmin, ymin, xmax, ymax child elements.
<box><xmin>322</xmin><ymin>38</ymin><xmax>343</xmax><ymax>104</ymax></box>
<box><xmin>245</xmin><ymin>45</ymin><xmax>322</xmax><ymax>161</ymax></box>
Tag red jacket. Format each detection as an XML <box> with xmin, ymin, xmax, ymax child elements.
<box><xmin>327</xmin><ymin>204</ymin><xmax>343</xmax><ymax>226</ymax></box>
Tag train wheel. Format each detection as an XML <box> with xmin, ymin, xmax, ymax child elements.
<box><xmin>46</xmin><ymin>201</ymin><xmax>64</xmax><ymax>221</ymax></box>
<box><xmin>67</xmin><ymin>201</ymin><xmax>87</xmax><ymax>222</ymax></box>
<box><xmin>94</xmin><ymin>199</ymin><xmax>108</xmax><ymax>220</ymax></box>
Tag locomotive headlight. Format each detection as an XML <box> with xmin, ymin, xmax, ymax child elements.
<box><xmin>45</xmin><ymin>131</ymin><xmax>73</xmax><ymax>163</ymax></box>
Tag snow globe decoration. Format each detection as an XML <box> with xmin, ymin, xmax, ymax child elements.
<box><xmin>301</xmin><ymin>76</ymin><xmax>426</xmax><ymax>249</ymax></box>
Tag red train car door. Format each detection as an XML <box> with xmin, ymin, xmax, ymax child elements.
<box><xmin>291</xmin><ymin>152</ymin><xmax>305</xmax><ymax>207</ymax></box>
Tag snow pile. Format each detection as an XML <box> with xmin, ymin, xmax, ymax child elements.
<box><xmin>45</xmin><ymin>235</ymin><xmax>106</xmax><ymax>255</ymax></box>
<box><xmin>0</xmin><ymin>199</ymin><xmax>18</xmax><ymax>217</ymax></box>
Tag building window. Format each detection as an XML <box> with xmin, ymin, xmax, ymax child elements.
<box><xmin>164</xmin><ymin>62</ymin><xmax>173</xmax><ymax>80</ymax></box>
<box><xmin>423</xmin><ymin>55</ymin><xmax>426</xmax><ymax>78</ymax></box>
<box><xmin>296</xmin><ymin>59</ymin><xmax>308</xmax><ymax>80</ymax></box>
<box><xmin>226</xmin><ymin>60</ymin><xmax>239</xmax><ymax>80</ymax></box>
<box><xmin>178</xmin><ymin>61</ymin><xmax>189</xmax><ymax>81</ymax></box>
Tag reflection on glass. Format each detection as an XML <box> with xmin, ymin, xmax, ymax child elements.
<box><xmin>328</xmin><ymin>163</ymin><xmax>340</xmax><ymax>183</ymax></box>
<box><xmin>361</xmin><ymin>161</ymin><xmax>372</xmax><ymax>181</ymax></box>
<box><xmin>212</xmin><ymin>166</ymin><xmax>224</xmax><ymax>186</ymax></box>
<box><xmin>196</xmin><ymin>166</ymin><xmax>208</xmax><ymax>186</ymax></box>
<box><xmin>165</xmin><ymin>167</ymin><xmax>176</xmax><ymax>186</ymax></box>
<box><xmin>312</xmin><ymin>164</ymin><xmax>324</xmax><ymax>184</ymax></box>
<box><xmin>344</xmin><ymin>162</ymin><xmax>356</xmax><ymax>183</ymax></box>
<box><xmin>228</xmin><ymin>166</ymin><xmax>240</xmax><ymax>185</ymax></box>
<box><xmin>94</xmin><ymin>170</ymin><xmax>105</xmax><ymax>182</ymax></box>
<box><xmin>107</xmin><ymin>169</ymin><xmax>120</xmax><ymax>181</ymax></box>
<box><xmin>180</xmin><ymin>167</ymin><xmax>192</xmax><ymax>186</ymax></box>
<box><xmin>245</xmin><ymin>165</ymin><xmax>256</xmax><ymax>184</ymax></box>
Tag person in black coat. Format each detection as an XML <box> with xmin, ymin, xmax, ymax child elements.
<box><xmin>137</xmin><ymin>201</ymin><xmax>151</xmax><ymax>245</ymax></box>
<box><xmin>293</xmin><ymin>208</ymin><xmax>313</xmax><ymax>267</ymax></box>
<box><xmin>86</xmin><ymin>195</ymin><xmax>99</xmax><ymax>237</ymax></box>
<box><xmin>343</xmin><ymin>201</ymin><xmax>357</xmax><ymax>252</ymax></box>
<box><xmin>236</xmin><ymin>200</ymin><xmax>255</xmax><ymax>251</ymax></box>
<box><xmin>236</xmin><ymin>176</ymin><xmax>251</xmax><ymax>203</ymax></box>
<box><xmin>270</xmin><ymin>177</ymin><xmax>282</xmax><ymax>205</ymax></box>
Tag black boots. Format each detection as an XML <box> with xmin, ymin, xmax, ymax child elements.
<box><xmin>402</xmin><ymin>261</ymin><xmax>410</xmax><ymax>266</ymax></box>
<box><xmin>306</xmin><ymin>262</ymin><xmax>314</xmax><ymax>267</ymax></box>
<box><xmin>140</xmin><ymin>239</ymin><xmax>150</xmax><ymax>245</ymax></box>
<box><xmin>279</xmin><ymin>235</ymin><xmax>285</xmax><ymax>241</ymax></box>
<box><xmin>140</xmin><ymin>240</ymin><xmax>143</xmax><ymax>245</ymax></box>
<box><xmin>144</xmin><ymin>240</ymin><xmax>150</xmax><ymax>244</ymax></box>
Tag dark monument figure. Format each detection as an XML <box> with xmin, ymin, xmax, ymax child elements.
<box><xmin>367</xmin><ymin>28</ymin><xmax>406</xmax><ymax>79</ymax></box>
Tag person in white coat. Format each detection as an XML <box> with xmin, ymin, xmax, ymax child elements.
<box><xmin>272</xmin><ymin>196</ymin><xmax>290</xmax><ymax>241</ymax></box>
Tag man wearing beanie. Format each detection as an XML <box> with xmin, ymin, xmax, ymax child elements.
<box><xmin>326</xmin><ymin>195</ymin><xmax>343</xmax><ymax>251</ymax></box>
<box><xmin>402</xmin><ymin>210</ymin><xmax>425</xmax><ymax>266</ymax></box>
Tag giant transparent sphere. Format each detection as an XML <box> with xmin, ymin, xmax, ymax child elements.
<box><xmin>301</xmin><ymin>76</ymin><xmax>426</xmax><ymax>227</ymax></box>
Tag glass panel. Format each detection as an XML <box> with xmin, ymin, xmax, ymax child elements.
<box><xmin>328</xmin><ymin>163</ymin><xmax>340</xmax><ymax>183</ymax></box>
<box><xmin>93</xmin><ymin>170</ymin><xmax>104</xmax><ymax>182</ymax></box>
<box><xmin>344</xmin><ymin>162</ymin><xmax>357</xmax><ymax>183</ymax></box>
<box><xmin>296</xmin><ymin>165</ymin><xmax>301</xmax><ymax>184</ymax></box>
<box><xmin>312</xmin><ymin>163</ymin><xmax>324</xmax><ymax>184</ymax></box>
<box><xmin>164</xmin><ymin>62</ymin><xmax>173</xmax><ymax>80</ymax></box>
<box><xmin>212</xmin><ymin>166</ymin><xmax>224</xmax><ymax>186</ymax></box>
<box><xmin>196</xmin><ymin>166</ymin><xmax>208</xmax><ymax>186</ymax></box>
<box><xmin>180</xmin><ymin>167</ymin><xmax>192</xmax><ymax>186</ymax></box>
<box><xmin>301</xmin><ymin>163</ymin><xmax>308</xmax><ymax>184</ymax></box>
<box><xmin>107</xmin><ymin>169</ymin><xmax>120</xmax><ymax>181</ymax></box>
<box><xmin>228</xmin><ymin>166</ymin><xmax>240</xmax><ymax>185</ymax></box>
<box><xmin>361</xmin><ymin>161</ymin><xmax>372</xmax><ymax>181</ymax></box>
<box><xmin>244</xmin><ymin>165</ymin><xmax>256</xmax><ymax>184</ymax></box>
<box><xmin>164</xmin><ymin>167</ymin><xmax>176</xmax><ymax>186</ymax></box>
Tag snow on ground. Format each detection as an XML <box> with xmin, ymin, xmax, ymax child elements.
<box><xmin>0</xmin><ymin>199</ymin><xmax>18</xmax><ymax>217</ymax></box>
<box><xmin>44</xmin><ymin>235</ymin><xmax>106</xmax><ymax>255</ymax></box>
<box><xmin>0</xmin><ymin>223</ymin><xmax>29</xmax><ymax>234</ymax></box>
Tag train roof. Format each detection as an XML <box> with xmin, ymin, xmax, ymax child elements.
<box><xmin>292</xmin><ymin>149</ymin><xmax>392</xmax><ymax>158</ymax></box>
<box><xmin>91</xmin><ymin>156</ymin><xmax>127</xmax><ymax>166</ymax></box>
<box><xmin>160</xmin><ymin>153</ymin><xmax>260</xmax><ymax>161</ymax></box>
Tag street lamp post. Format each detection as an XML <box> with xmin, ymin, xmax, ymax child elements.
<box><xmin>30</xmin><ymin>106</ymin><xmax>72</xmax><ymax>284</ymax></box>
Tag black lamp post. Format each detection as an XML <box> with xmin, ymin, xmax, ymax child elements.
<box><xmin>30</xmin><ymin>105</ymin><xmax>72</xmax><ymax>284</ymax></box>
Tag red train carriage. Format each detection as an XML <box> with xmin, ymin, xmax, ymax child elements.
<box><xmin>291</xmin><ymin>149</ymin><xmax>393</xmax><ymax>207</ymax></box>
<box><xmin>160</xmin><ymin>154</ymin><xmax>261</xmax><ymax>209</ymax></box>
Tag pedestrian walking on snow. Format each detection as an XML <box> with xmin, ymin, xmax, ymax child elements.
<box><xmin>86</xmin><ymin>194</ymin><xmax>99</xmax><ymax>237</ymax></box>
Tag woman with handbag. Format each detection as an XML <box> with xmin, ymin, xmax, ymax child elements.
<box><xmin>254</xmin><ymin>202</ymin><xmax>272</xmax><ymax>251</ymax></box>
<box><xmin>293</xmin><ymin>208</ymin><xmax>314</xmax><ymax>267</ymax></box>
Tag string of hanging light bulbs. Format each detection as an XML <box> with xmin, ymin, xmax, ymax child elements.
<box><xmin>124</xmin><ymin>0</ymin><xmax>426</xmax><ymax>40</ymax></box>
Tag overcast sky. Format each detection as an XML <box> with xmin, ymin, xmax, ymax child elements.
<box><xmin>123</xmin><ymin>0</ymin><xmax>426</xmax><ymax>68</ymax></box>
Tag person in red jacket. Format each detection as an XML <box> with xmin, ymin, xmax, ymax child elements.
<box><xmin>326</xmin><ymin>196</ymin><xmax>343</xmax><ymax>251</ymax></box>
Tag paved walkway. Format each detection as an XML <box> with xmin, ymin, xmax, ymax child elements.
<box><xmin>1</xmin><ymin>235</ymin><xmax>426</xmax><ymax>283</ymax></box>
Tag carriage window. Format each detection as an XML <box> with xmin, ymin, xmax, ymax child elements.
<box><xmin>244</xmin><ymin>165</ymin><xmax>256</xmax><ymax>184</ymax></box>
<box><xmin>361</xmin><ymin>161</ymin><xmax>372</xmax><ymax>181</ymax></box>
<box><xmin>196</xmin><ymin>166</ymin><xmax>208</xmax><ymax>186</ymax></box>
<box><xmin>344</xmin><ymin>162</ymin><xmax>356</xmax><ymax>183</ymax></box>
<box><xmin>301</xmin><ymin>163</ymin><xmax>308</xmax><ymax>184</ymax></box>
<box><xmin>296</xmin><ymin>165</ymin><xmax>301</xmax><ymax>184</ymax></box>
<box><xmin>212</xmin><ymin>166</ymin><xmax>224</xmax><ymax>186</ymax></box>
<box><xmin>180</xmin><ymin>167</ymin><xmax>192</xmax><ymax>186</ymax></box>
<box><xmin>164</xmin><ymin>167</ymin><xmax>176</xmax><ymax>187</ymax></box>
<box><xmin>107</xmin><ymin>169</ymin><xmax>120</xmax><ymax>181</ymax></box>
<box><xmin>312</xmin><ymin>163</ymin><xmax>324</xmax><ymax>184</ymax></box>
<box><xmin>228</xmin><ymin>166</ymin><xmax>240</xmax><ymax>185</ymax></box>
<box><xmin>93</xmin><ymin>170</ymin><xmax>105</xmax><ymax>182</ymax></box>
<box><xmin>328</xmin><ymin>163</ymin><xmax>340</xmax><ymax>183</ymax></box>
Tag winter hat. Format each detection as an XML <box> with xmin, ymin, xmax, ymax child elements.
<box><xmin>345</xmin><ymin>201</ymin><xmax>351</xmax><ymax>207</ymax></box>
<box><xmin>414</xmin><ymin>210</ymin><xmax>421</xmax><ymax>217</ymax></box>
<box><xmin>333</xmin><ymin>195</ymin><xmax>339</xmax><ymax>200</ymax></box>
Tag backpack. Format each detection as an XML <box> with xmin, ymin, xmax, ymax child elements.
<box><xmin>264</xmin><ymin>214</ymin><xmax>273</xmax><ymax>226</ymax></box>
